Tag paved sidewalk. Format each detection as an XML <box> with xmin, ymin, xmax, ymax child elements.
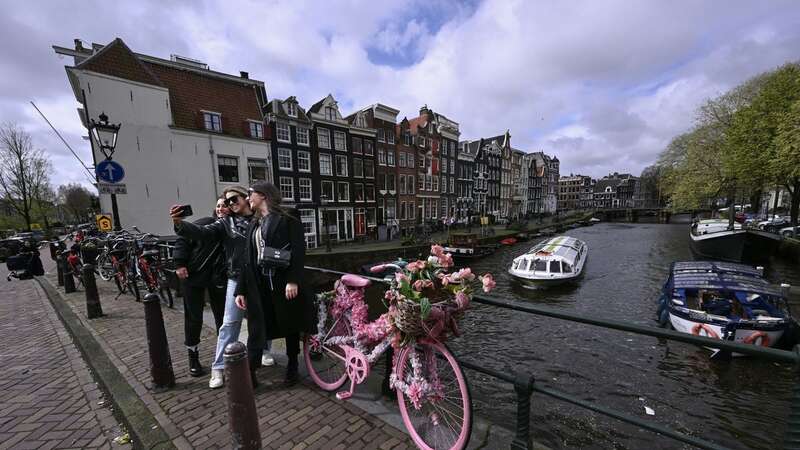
<box><xmin>37</xmin><ymin>260</ymin><xmax>413</xmax><ymax>449</ymax></box>
<box><xmin>0</xmin><ymin>272</ymin><xmax>125</xmax><ymax>449</ymax></box>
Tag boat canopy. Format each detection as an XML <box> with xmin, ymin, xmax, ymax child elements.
<box><xmin>670</xmin><ymin>261</ymin><xmax>784</xmax><ymax>298</ymax></box>
<box><xmin>524</xmin><ymin>236</ymin><xmax>584</xmax><ymax>261</ymax></box>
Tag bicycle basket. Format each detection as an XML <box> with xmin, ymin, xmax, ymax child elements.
<box><xmin>394</xmin><ymin>299</ymin><xmax>425</xmax><ymax>336</ymax></box>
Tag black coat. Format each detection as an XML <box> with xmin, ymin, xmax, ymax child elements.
<box><xmin>174</xmin><ymin>213</ymin><xmax>253</xmax><ymax>280</ymax></box>
<box><xmin>172</xmin><ymin>216</ymin><xmax>226</xmax><ymax>287</ymax></box>
<box><xmin>234</xmin><ymin>211</ymin><xmax>315</xmax><ymax>349</ymax></box>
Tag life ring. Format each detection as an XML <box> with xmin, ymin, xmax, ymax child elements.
<box><xmin>691</xmin><ymin>323</ymin><xmax>719</xmax><ymax>339</ymax></box>
<box><xmin>743</xmin><ymin>331</ymin><xmax>771</xmax><ymax>347</ymax></box>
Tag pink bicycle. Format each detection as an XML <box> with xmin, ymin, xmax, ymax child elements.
<box><xmin>304</xmin><ymin>248</ymin><xmax>496</xmax><ymax>450</ymax></box>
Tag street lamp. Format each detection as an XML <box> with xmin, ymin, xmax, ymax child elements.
<box><xmin>320</xmin><ymin>194</ymin><xmax>332</xmax><ymax>252</ymax></box>
<box><xmin>88</xmin><ymin>112</ymin><xmax>122</xmax><ymax>231</ymax></box>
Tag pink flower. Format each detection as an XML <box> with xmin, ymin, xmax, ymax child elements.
<box><xmin>481</xmin><ymin>273</ymin><xmax>496</xmax><ymax>293</ymax></box>
<box><xmin>395</xmin><ymin>272</ymin><xmax>409</xmax><ymax>284</ymax></box>
<box><xmin>413</xmin><ymin>279</ymin><xmax>433</xmax><ymax>291</ymax></box>
<box><xmin>456</xmin><ymin>268</ymin><xmax>475</xmax><ymax>281</ymax></box>
<box><xmin>406</xmin><ymin>260</ymin><xmax>426</xmax><ymax>272</ymax></box>
<box><xmin>438</xmin><ymin>252</ymin><xmax>454</xmax><ymax>268</ymax></box>
<box><xmin>407</xmin><ymin>382</ymin><xmax>424</xmax><ymax>410</ymax></box>
<box><xmin>430</xmin><ymin>244</ymin><xmax>445</xmax><ymax>257</ymax></box>
<box><xmin>455</xmin><ymin>291</ymin><xmax>470</xmax><ymax>309</ymax></box>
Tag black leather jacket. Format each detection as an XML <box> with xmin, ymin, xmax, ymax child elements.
<box><xmin>172</xmin><ymin>216</ymin><xmax>226</xmax><ymax>287</ymax></box>
<box><xmin>174</xmin><ymin>213</ymin><xmax>254</xmax><ymax>280</ymax></box>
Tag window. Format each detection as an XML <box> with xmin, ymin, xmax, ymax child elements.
<box><xmin>300</xmin><ymin>209</ymin><xmax>316</xmax><ymax>249</ymax></box>
<box><xmin>409</xmin><ymin>201</ymin><xmax>415</xmax><ymax>219</ymax></box>
<box><xmin>366</xmin><ymin>208</ymin><xmax>376</xmax><ymax>226</ymax></box>
<box><xmin>336</xmin><ymin>155</ymin><xmax>348</xmax><ymax>176</ymax></box>
<box><xmin>317</xmin><ymin>128</ymin><xmax>331</xmax><ymax>149</ymax></box>
<box><xmin>364</xmin><ymin>160</ymin><xmax>374</xmax><ymax>178</ymax></box>
<box><xmin>337</xmin><ymin>182</ymin><xmax>350</xmax><ymax>202</ymax></box>
<box><xmin>433</xmin><ymin>175</ymin><xmax>438</xmax><ymax>192</ymax></box>
<box><xmin>387</xmin><ymin>174</ymin><xmax>396</xmax><ymax>192</ymax></box>
<box><xmin>419</xmin><ymin>136</ymin><xmax>426</xmax><ymax>147</ymax></box>
<box><xmin>352</xmin><ymin>137</ymin><xmax>362</xmax><ymax>154</ymax></box>
<box><xmin>378</xmin><ymin>149</ymin><xmax>386</xmax><ymax>165</ymax></box>
<box><xmin>279</xmin><ymin>177</ymin><xmax>294</xmax><ymax>201</ymax></box>
<box><xmin>298</xmin><ymin>151</ymin><xmax>311</xmax><ymax>172</ymax></box>
<box><xmin>299</xmin><ymin>178</ymin><xmax>312</xmax><ymax>201</ymax></box>
<box><xmin>549</xmin><ymin>260</ymin><xmax>561</xmax><ymax>273</ymax></box>
<box><xmin>377</xmin><ymin>173</ymin><xmax>385</xmax><ymax>192</ymax></box>
<box><xmin>355</xmin><ymin>183</ymin><xmax>364</xmax><ymax>202</ymax></box>
<box><xmin>249</xmin><ymin>122</ymin><xmax>264</xmax><ymax>139</ymax></box>
<box><xmin>287</xmin><ymin>102</ymin><xmax>297</xmax><ymax>117</ymax></box>
<box><xmin>387</xmin><ymin>130</ymin><xmax>395</xmax><ymax>144</ymax></box>
<box><xmin>276</xmin><ymin>123</ymin><xmax>291</xmax><ymax>143</ymax></box>
<box><xmin>420</xmin><ymin>175</ymin><xmax>426</xmax><ymax>192</ymax></box>
<box><xmin>377</xmin><ymin>128</ymin><xmax>385</xmax><ymax>142</ymax></box>
<box><xmin>399</xmin><ymin>175</ymin><xmax>406</xmax><ymax>194</ymax></box>
<box><xmin>399</xmin><ymin>152</ymin><xmax>406</xmax><ymax>168</ymax></box>
<box><xmin>400</xmin><ymin>201</ymin><xmax>406</xmax><ymax>220</ymax></box>
<box><xmin>353</xmin><ymin>158</ymin><xmax>363</xmax><ymax>177</ymax></box>
<box><xmin>365</xmin><ymin>184</ymin><xmax>375</xmax><ymax>202</ymax></box>
<box><xmin>408</xmin><ymin>176</ymin><xmax>414</xmax><ymax>194</ymax></box>
<box><xmin>364</xmin><ymin>140</ymin><xmax>374</xmax><ymax>156</ymax></box>
<box><xmin>450</xmin><ymin>177</ymin><xmax>454</xmax><ymax>194</ymax></box>
<box><xmin>441</xmin><ymin>176</ymin><xmax>447</xmax><ymax>193</ymax></box>
<box><xmin>387</xmin><ymin>198</ymin><xmax>396</xmax><ymax>220</ymax></box>
<box><xmin>321</xmin><ymin>180</ymin><xmax>334</xmax><ymax>201</ymax></box>
<box><xmin>204</xmin><ymin>112</ymin><xmax>221</xmax><ymax>132</ymax></box>
<box><xmin>387</xmin><ymin>149</ymin><xmax>395</xmax><ymax>167</ymax></box>
<box><xmin>450</xmin><ymin>160</ymin><xmax>455</xmax><ymax>174</ymax></box>
<box><xmin>278</xmin><ymin>148</ymin><xmax>292</xmax><ymax>171</ymax></box>
<box><xmin>325</xmin><ymin>106</ymin><xmax>336</xmax><ymax>121</ymax></box>
<box><xmin>408</xmin><ymin>153</ymin><xmax>414</xmax><ymax>168</ymax></box>
<box><xmin>248</xmin><ymin>158</ymin><xmax>268</xmax><ymax>184</ymax></box>
<box><xmin>217</xmin><ymin>156</ymin><xmax>238</xmax><ymax>182</ymax></box>
<box><xmin>404</xmin><ymin>132</ymin><xmax>412</xmax><ymax>146</ymax></box>
<box><xmin>319</xmin><ymin>153</ymin><xmax>332</xmax><ymax>175</ymax></box>
<box><xmin>296</xmin><ymin>128</ymin><xmax>309</xmax><ymax>146</ymax></box>
<box><xmin>420</xmin><ymin>155</ymin><xmax>426</xmax><ymax>169</ymax></box>
<box><xmin>334</xmin><ymin>131</ymin><xmax>347</xmax><ymax>151</ymax></box>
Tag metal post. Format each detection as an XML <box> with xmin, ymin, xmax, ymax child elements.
<box><xmin>143</xmin><ymin>293</ymin><xmax>175</xmax><ymax>389</ymax></box>
<box><xmin>224</xmin><ymin>342</ymin><xmax>261</xmax><ymax>449</ymax></box>
<box><xmin>381</xmin><ymin>347</ymin><xmax>394</xmax><ymax>397</ymax></box>
<box><xmin>56</xmin><ymin>254</ymin><xmax>64</xmax><ymax>286</ymax></box>
<box><xmin>324</xmin><ymin>209</ymin><xmax>332</xmax><ymax>252</ymax></box>
<box><xmin>510</xmin><ymin>374</ymin><xmax>535</xmax><ymax>450</ymax></box>
<box><xmin>784</xmin><ymin>345</ymin><xmax>800</xmax><ymax>449</ymax></box>
<box><xmin>63</xmin><ymin>257</ymin><xmax>76</xmax><ymax>294</ymax></box>
<box><xmin>111</xmin><ymin>193</ymin><xmax>121</xmax><ymax>231</ymax></box>
<box><xmin>82</xmin><ymin>264</ymin><xmax>103</xmax><ymax>319</ymax></box>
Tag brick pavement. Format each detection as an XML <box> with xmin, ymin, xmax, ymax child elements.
<box><xmin>0</xmin><ymin>274</ymin><xmax>125</xmax><ymax>449</ymax></box>
<box><xmin>38</xmin><ymin>262</ymin><xmax>414</xmax><ymax>449</ymax></box>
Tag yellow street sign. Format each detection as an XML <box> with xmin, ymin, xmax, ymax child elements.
<box><xmin>30</xmin><ymin>223</ymin><xmax>42</xmax><ymax>230</ymax></box>
<box><xmin>96</xmin><ymin>214</ymin><xmax>113</xmax><ymax>232</ymax></box>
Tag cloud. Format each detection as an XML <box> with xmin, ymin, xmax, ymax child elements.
<box><xmin>1</xmin><ymin>0</ymin><xmax>799</xmax><ymax>191</ymax></box>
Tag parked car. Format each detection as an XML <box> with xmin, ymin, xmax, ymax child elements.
<box><xmin>780</xmin><ymin>225</ymin><xmax>800</xmax><ymax>238</ymax></box>
<box><xmin>758</xmin><ymin>216</ymin><xmax>791</xmax><ymax>232</ymax></box>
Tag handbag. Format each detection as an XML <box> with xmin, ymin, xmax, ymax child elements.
<box><xmin>258</xmin><ymin>220</ymin><xmax>291</xmax><ymax>270</ymax></box>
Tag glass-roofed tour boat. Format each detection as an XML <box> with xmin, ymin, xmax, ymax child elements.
<box><xmin>508</xmin><ymin>236</ymin><xmax>588</xmax><ymax>288</ymax></box>
<box><xmin>657</xmin><ymin>261</ymin><xmax>795</xmax><ymax>351</ymax></box>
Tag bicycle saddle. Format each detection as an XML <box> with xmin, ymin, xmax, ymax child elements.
<box><xmin>341</xmin><ymin>274</ymin><xmax>370</xmax><ymax>288</ymax></box>
<box><xmin>141</xmin><ymin>250</ymin><xmax>160</xmax><ymax>258</ymax></box>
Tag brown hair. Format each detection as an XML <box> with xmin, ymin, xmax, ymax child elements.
<box><xmin>213</xmin><ymin>194</ymin><xmax>226</xmax><ymax>217</ymax></box>
<box><xmin>251</xmin><ymin>182</ymin><xmax>287</xmax><ymax>218</ymax></box>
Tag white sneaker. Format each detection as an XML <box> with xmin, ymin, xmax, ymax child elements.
<box><xmin>209</xmin><ymin>369</ymin><xmax>224</xmax><ymax>389</ymax></box>
<box><xmin>261</xmin><ymin>354</ymin><xmax>275</xmax><ymax>366</ymax></box>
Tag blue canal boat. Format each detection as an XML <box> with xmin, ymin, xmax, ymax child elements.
<box><xmin>657</xmin><ymin>261</ymin><xmax>794</xmax><ymax>351</ymax></box>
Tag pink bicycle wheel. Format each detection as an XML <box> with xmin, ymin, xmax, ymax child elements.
<box><xmin>304</xmin><ymin>312</ymin><xmax>350</xmax><ymax>391</ymax></box>
<box><xmin>396</xmin><ymin>342</ymin><xmax>472</xmax><ymax>450</ymax></box>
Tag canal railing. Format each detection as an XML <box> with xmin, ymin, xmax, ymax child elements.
<box><xmin>304</xmin><ymin>266</ymin><xmax>800</xmax><ymax>450</ymax></box>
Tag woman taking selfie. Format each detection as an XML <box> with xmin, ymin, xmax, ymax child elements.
<box><xmin>234</xmin><ymin>181</ymin><xmax>312</xmax><ymax>387</ymax></box>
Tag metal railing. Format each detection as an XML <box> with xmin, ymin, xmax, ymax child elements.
<box><xmin>304</xmin><ymin>265</ymin><xmax>800</xmax><ymax>450</ymax></box>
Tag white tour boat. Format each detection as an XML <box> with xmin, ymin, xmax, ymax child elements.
<box><xmin>508</xmin><ymin>236</ymin><xmax>588</xmax><ymax>288</ymax></box>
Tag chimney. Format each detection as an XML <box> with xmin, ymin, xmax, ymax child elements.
<box><xmin>240</xmin><ymin>71</ymin><xmax>249</xmax><ymax>79</ymax></box>
<box><xmin>419</xmin><ymin>104</ymin><xmax>429</xmax><ymax>116</ymax></box>
<box><xmin>74</xmin><ymin>39</ymin><xmax>85</xmax><ymax>52</ymax></box>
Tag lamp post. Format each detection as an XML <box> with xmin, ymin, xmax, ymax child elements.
<box><xmin>320</xmin><ymin>195</ymin><xmax>332</xmax><ymax>252</ymax></box>
<box><xmin>88</xmin><ymin>112</ymin><xmax>122</xmax><ymax>230</ymax></box>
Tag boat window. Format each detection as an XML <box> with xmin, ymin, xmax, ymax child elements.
<box><xmin>562</xmin><ymin>262</ymin><xmax>572</xmax><ymax>273</ymax></box>
<box><xmin>550</xmin><ymin>260</ymin><xmax>561</xmax><ymax>273</ymax></box>
<box><xmin>523</xmin><ymin>259</ymin><xmax>532</xmax><ymax>271</ymax></box>
<box><xmin>534</xmin><ymin>259</ymin><xmax>547</xmax><ymax>271</ymax></box>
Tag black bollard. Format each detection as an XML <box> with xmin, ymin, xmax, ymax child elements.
<box><xmin>63</xmin><ymin>257</ymin><xmax>76</xmax><ymax>294</ymax></box>
<box><xmin>224</xmin><ymin>342</ymin><xmax>261</xmax><ymax>449</ymax></box>
<box><xmin>143</xmin><ymin>293</ymin><xmax>175</xmax><ymax>389</ymax></box>
<box><xmin>82</xmin><ymin>264</ymin><xmax>103</xmax><ymax>319</ymax></box>
<box><xmin>56</xmin><ymin>254</ymin><xmax>64</xmax><ymax>286</ymax></box>
<box><xmin>510</xmin><ymin>373</ymin><xmax>536</xmax><ymax>450</ymax></box>
<box><xmin>381</xmin><ymin>347</ymin><xmax>394</xmax><ymax>397</ymax></box>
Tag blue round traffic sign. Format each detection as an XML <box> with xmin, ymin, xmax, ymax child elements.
<box><xmin>96</xmin><ymin>160</ymin><xmax>125</xmax><ymax>183</ymax></box>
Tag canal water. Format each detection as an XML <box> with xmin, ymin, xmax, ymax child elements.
<box><xmin>451</xmin><ymin>222</ymin><xmax>799</xmax><ymax>449</ymax></box>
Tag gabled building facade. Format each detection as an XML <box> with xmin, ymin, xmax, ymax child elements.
<box><xmin>53</xmin><ymin>38</ymin><xmax>271</xmax><ymax>235</ymax></box>
<box><xmin>343</xmin><ymin>108</ymin><xmax>379</xmax><ymax>240</ymax></box>
<box><xmin>455</xmin><ymin>141</ymin><xmax>476</xmax><ymax>221</ymax></box>
<box><xmin>396</xmin><ymin>118</ymin><xmax>418</xmax><ymax>234</ymax></box>
<box><xmin>558</xmin><ymin>174</ymin><xmax>593</xmax><ymax>211</ymax></box>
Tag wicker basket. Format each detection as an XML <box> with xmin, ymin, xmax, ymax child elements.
<box><xmin>394</xmin><ymin>299</ymin><xmax>425</xmax><ymax>336</ymax></box>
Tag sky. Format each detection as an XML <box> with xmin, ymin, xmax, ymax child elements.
<box><xmin>1</xmin><ymin>0</ymin><xmax>799</xmax><ymax>189</ymax></box>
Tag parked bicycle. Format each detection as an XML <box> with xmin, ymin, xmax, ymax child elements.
<box><xmin>304</xmin><ymin>246</ymin><xmax>496</xmax><ymax>450</ymax></box>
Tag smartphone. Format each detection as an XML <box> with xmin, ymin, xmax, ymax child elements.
<box><xmin>176</xmin><ymin>205</ymin><xmax>193</xmax><ymax>217</ymax></box>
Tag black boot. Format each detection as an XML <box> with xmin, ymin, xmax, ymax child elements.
<box><xmin>284</xmin><ymin>358</ymin><xmax>299</xmax><ymax>386</ymax></box>
<box><xmin>188</xmin><ymin>349</ymin><xmax>205</xmax><ymax>377</ymax></box>
<box><xmin>250</xmin><ymin>369</ymin><xmax>259</xmax><ymax>389</ymax></box>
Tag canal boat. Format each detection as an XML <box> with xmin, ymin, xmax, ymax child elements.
<box><xmin>657</xmin><ymin>261</ymin><xmax>794</xmax><ymax>351</ymax></box>
<box><xmin>442</xmin><ymin>232</ymin><xmax>496</xmax><ymax>261</ymax></box>
<box><xmin>689</xmin><ymin>219</ymin><xmax>782</xmax><ymax>263</ymax></box>
<box><xmin>508</xmin><ymin>236</ymin><xmax>588</xmax><ymax>288</ymax></box>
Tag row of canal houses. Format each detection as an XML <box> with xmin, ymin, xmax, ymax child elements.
<box><xmin>54</xmin><ymin>38</ymin><xmax>559</xmax><ymax>247</ymax></box>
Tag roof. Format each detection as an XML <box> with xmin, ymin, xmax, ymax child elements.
<box><xmin>521</xmin><ymin>236</ymin><xmax>585</xmax><ymax>262</ymax></box>
<box><xmin>594</xmin><ymin>178</ymin><xmax>621</xmax><ymax>193</ymax></box>
<box><xmin>670</xmin><ymin>261</ymin><xmax>785</xmax><ymax>297</ymax></box>
<box><xmin>265</xmin><ymin>96</ymin><xmax>312</xmax><ymax>123</ymax></box>
<box><xmin>73</xmin><ymin>38</ymin><xmax>265</xmax><ymax>139</ymax></box>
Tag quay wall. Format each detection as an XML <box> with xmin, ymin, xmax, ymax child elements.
<box><xmin>778</xmin><ymin>237</ymin><xmax>800</xmax><ymax>264</ymax></box>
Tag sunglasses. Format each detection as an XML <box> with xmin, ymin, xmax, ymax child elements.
<box><xmin>225</xmin><ymin>195</ymin><xmax>243</xmax><ymax>205</ymax></box>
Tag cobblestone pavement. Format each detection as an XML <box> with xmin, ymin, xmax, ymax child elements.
<box><xmin>0</xmin><ymin>272</ymin><xmax>125</xmax><ymax>449</ymax></box>
<box><xmin>39</xmin><ymin>259</ymin><xmax>413</xmax><ymax>449</ymax></box>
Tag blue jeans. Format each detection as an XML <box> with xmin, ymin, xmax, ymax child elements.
<box><xmin>211</xmin><ymin>279</ymin><xmax>271</xmax><ymax>371</ymax></box>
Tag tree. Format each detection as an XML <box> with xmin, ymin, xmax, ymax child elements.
<box><xmin>57</xmin><ymin>183</ymin><xmax>94</xmax><ymax>223</ymax></box>
<box><xmin>0</xmin><ymin>122</ymin><xmax>53</xmax><ymax>231</ymax></box>
<box><xmin>776</xmin><ymin>98</ymin><xmax>800</xmax><ymax>225</ymax></box>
